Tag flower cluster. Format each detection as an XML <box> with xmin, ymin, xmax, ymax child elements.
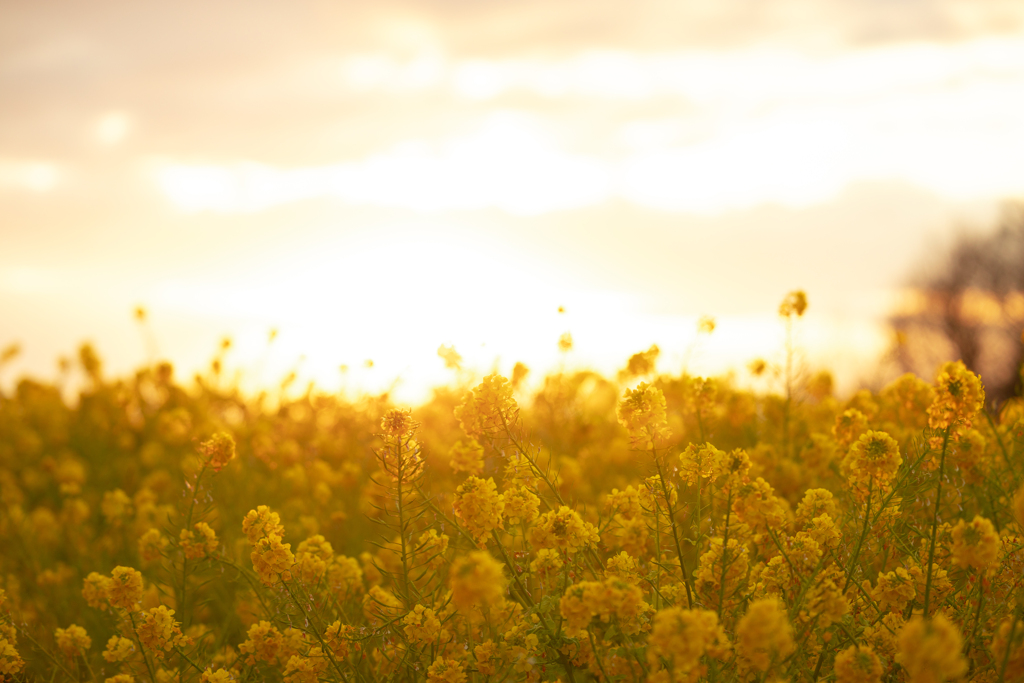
<box><xmin>3</xmin><ymin>298</ymin><xmax>1022</xmax><ymax>683</ymax></box>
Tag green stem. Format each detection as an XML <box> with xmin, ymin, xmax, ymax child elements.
<box><xmin>588</xmin><ymin>629</ymin><xmax>612</xmax><ymax>682</ymax></box>
<box><xmin>18</xmin><ymin>631</ymin><xmax>78</xmax><ymax>683</ymax></box>
<box><xmin>280</xmin><ymin>580</ymin><xmax>349</xmax><ymax>683</ymax></box>
<box><xmin>923</xmin><ymin>429</ymin><xmax>950</xmax><ymax>617</ymax></box>
<box><xmin>395</xmin><ymin>434</ymin><xmax>412</xmax><ymax>608</ymax></box>
<box><xmin>653</xmin><ymin>450</ymin><xmax>695</xmax><ymax>608</ymax></box>
<box><xmin>716</xmin><ymin>488</ymin><xmax>734</xmax><ymax>618</ymax></box>
<box><xmin>843</xmin><ymin>481</ymin><xmax>873</xmax><ymax>593</ymax></box>
<box><xmin>488</xmin><ymin>532</ymin><xmax>577</xmax><ymax>683</ymax></box>
<box><xmin>180</xmin><ymin>464</ymin><xmax>208</xmax><ymax>629</ymax></box>
<box><xmin>966</xmin><ymin>574</ymin><xmax>984</xmax><ymax>660</ymax></box>
<box><xmin>128</xmin><ymin>610</ymin><xmax>159</xmax><ymax>683</ymax></box>
<box><xmin>173</xmin><ymin>646</ymin><xmax>205</xmax><ymax>673</ymax></box>
<box><xmin>998</xmin><ymin>617</ymin><xmax>1019</xmax><ymax>683</ymax></box>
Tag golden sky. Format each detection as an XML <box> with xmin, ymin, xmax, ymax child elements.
<box><xmin>3</xmin><ymin>0</ymin><xmax>1024</xmax><ymax>399</ymax></box>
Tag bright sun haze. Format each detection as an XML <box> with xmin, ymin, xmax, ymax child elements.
<box><xmin>2</xmin><ymin>0</ymin><xmax>1024</xmax><ymax>399</ymax></box>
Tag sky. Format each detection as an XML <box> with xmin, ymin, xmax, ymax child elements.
<box><xmin>2</xmin><ymin>0</ymin><xmax>1024</xmax><ymax>401</ymax></box>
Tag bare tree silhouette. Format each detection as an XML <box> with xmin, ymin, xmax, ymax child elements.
<box><xmin>887</xmin><ymin>201</ymin><xmax>1024</xmax><ymax>407</ymax></box>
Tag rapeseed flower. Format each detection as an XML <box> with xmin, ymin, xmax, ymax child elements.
<box><xmin>197</xmin><ymin>432</ymin><xmax>235</xmax><ymax>472</ymax></box>
<box><xmin>103</xmin><ymin>636</ymin><xmax>136</xmax><ymax>663</ymax></box>
<box><xmin>426</xmin><ymin>656</ymin><xmax>466</xmax><ymax>683</ymax></box>
<box><xmin>453</xmin><ymin>476</ymin><xmax>504</xmax><ymax>541</ymax></box>
<box><xmin>736</xmin><ymin>598</ymin><xmax>795</xmax><ymax>673</ymax></box>
<box><xmin>834</xmin><ymin>645</ymin><xmax>883</xmax><ymax>683</ymax></box>
<box><xmin>108</xmin><ymin>567</ymin><xmax>143</xmax><ymax>609</ymax></box>
<box><xmin>528</xmin><ymin>506</ymin><xmax>599</xmax><ymax>554</ymax></box>
<box><xmin>616</xmin><ymin>382</ymin><xmax>669</xmax><ymax>449</ymax></box>
<box><xmin>449</xmin><ymin>551</ymin><xmax>506</xmax><ymax>612</ymax></box>
<box><xmin>646</xmin><ymin>607</ymin><xmax>730</xmax><ymax>683</ymax></box>
<box><xmin>927</xmin><ymin>361</ymin><xmax>984</xmax><ymax>433</ymax></box>
<box><xmin>949</xmin><ymin>515</ymin><xmax>1000</xmax><ymax>570</ymax></box>
<box><xmin>54</xmin><ymin>624</ymin><xmax>91</xmax><ymax>658</ymax></box>
<box><xmin>896</xmin><ymin>614</ymin><xmax>967</xmax><ymax>683</ymax></box>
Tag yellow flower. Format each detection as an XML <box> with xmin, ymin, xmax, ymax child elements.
<box><xmin>779</xmin><ymin>290</ymin><xmax>807</xmax><ymax>317</ymax></box>
<box><xmin>377</xmin><ymin>408</ymin><xmax>424</xmax><ymax>483</ymax></box>
<box><xmin>502</xmin><ymin>485</ymin><xmax>540</xmax><ymax>526</ymax></box>
<box><xmin>362</xmin><ymin>585</ymin><xmax>403</xmax><ymax>626</ymax></box>
<box><xmin>622</xmin><ymin>344</ymin><xmax>660</xmax><ymax>378</ymax></box>
<box><xmin>197</xmin><ymin>432</ymin><xmax>235</xmax><ymax>472</ymax></box>
<box><xmin>242</xmin><ymin>506</ymin><xmax>285</xmax><ymax>545</ymax></box>
<box><xmin>250</xmin><ymin>535</ymin><xmax>295</xmax><ymax>586</ymax></box>
<box><xmin>83</xmin><ymin>572</ymin><xmax>113</xmax><ymax>609</ymax></box>
<box><xmin>528</xmin><ymin>506</ymin><xmax>599</xmax><ymax>554</ymax></box>
<box><xmin>678</xmin><ymin>443</ymin><xmax>725</xmax><ymax>486</ymax></box>
<box><xmin>449</xmin><ymin>439</ymin><xmax>484</xmax><ymax>476</ymax></box>
<box><xmin>180</xmin><ymin>522</ymin><xmax>218</xmax><ymax>560</ymax></box>
<box><xmin>449</xmin><ymin>550</ymin><xmax>507</xmax><ymax>613</ymax></box>
<box><xmin>639</xmin><ymin>475</ymin><xmax>679</xmax><ymax>514</ymax></box>
<box><xmin>380</xmin><ymin>408</ymin><xmax>415</xmax><ymax>437</ymax></box>
<box><xmin>927</xmin><ymin>360</ymin><xmax>985</xmax><ymax>432</ymax></box>
<box><xmin>403</xmin><ymin>604</ymin><xmax>445</xmax><ymax>644</ymax></box>
<box><xmin>833</xmin><ymin>409</ymin><xmax>869</xmax><ymax>452</ymax></box>
<box><xmin>845</xmin><ymin>430</ymin><xmax>902</xmax><ymax>493</ymax></box>
<box><xmin>200</xmin><ymin>669</ymin><xmax>233</xmax><ymax>683</ymax></box>
<box><xmin>732</xmin><ymin>478</ymin><xmax>788</xmax><ymax>532</ymax></box>
<box><xmin>646</xmin><ymin>607</ymin><xmax>731</xmax><ymax>683</ymax></box>
<box><xmin>616</xmin><ymin>382</ymin><xmax>669</xmax><ymax>448</ymax></box>
<box><xmin>879</xmin><ymin>373</ymin><xmax>935</xmax><ymax>432</ymax></box>
<box><xmin>870</xmin><ymin>567</ymin><xmax>916</xmax><ymax>612</ymax></box>
<box><xmin>323</xmin><ymin>621</ymin><xmax>355</xmax><ymax>660</ymax></box>
<box><xmin>736</xmin><ymin>598</ymin><xmax>795</xmax><ymax>673</ymax></box>
<box><xmin>896</xmin><ymin>614</ymin><xmax>967</xmax><ymax>683</ymax></box>
<box><xmin>136</xmin><ymin>606</ymin><xmax>190</xmax><ymax>657</ymax></box>
<box><xmin>294</xmin><ymin>535</ymin><xmax>333</xmax><ymax>585</ymax></box>
<box><xmin>603</xmin><ymin>486</ymin><xmax>643</xmax><ymax>520</ymax></box>
<box><xmin>794</xmin><ymin>489</ymin><xmax>837</xmax><ymax>525</ymax></box>
<box><xmin>416</xmin><ymin>529</ymin><xmax>449</xmax><ymax>571</ymax></box>
<box><xmin>907</xmin><ymin>562</ymin><xmax>952</xmax><ymax>606</ymax></box>
<box><xmin>474</xmin><ymin>640</ymin><xmax>502</xmax><ymax>676</ymax></box>
<box><xmin>949</xmin><ymin>515</ymin><xmax>1000</xmax><ymax>570</ymax></box>
<box><xmin>454</xmin><ymin>374</ymin><xmax>518</xmax><ymax>438</ymax></box>
<box><xmin>282</xmin><ymin>649</ymin><xmax>329</xmax><ymax>683</ymax></box>
<box><xmin>55</xmin><ymin>624</ymin><xmax>91</xmax><ymax>658</ymax></box>
<box><xmin>105</xmin><ymin>676</ymin><xmax>135</xmax><ymax>683</ymax></box>
<box><xmin>103</xmin><ymin>636</ymin><xmax>136</xmax><ymax>663</ymax></box>
<box><xmin>452</xmin><ymin>476</ymin><xmax>505</xmax><ymax>541</ymax></box>
<box><xmin>138</xmin><ymin>528</ymin><xmax>168</xmax><ymax>563</ymax></box>
<box><xmin>694</xmin><ymin>537</ymin><xmax>749</xmax><ymax>612</ymax></box>
<box><xmin>803</xmin><ymin>513</ymin><xmax>842</xmax><ymax>551</ymax></box>
<box><xmin>559</xmin><ymin>579</ymin><xmax>646</xmax><ymax>638</ymax></box>
<box><xmin>238</xmin><ymin>622</ymin><xmax>284</xmax><ymax>665</ymax></box>
<box><xmin>0</xmin><ymin>628</ymin><xmax>24</xmax><ymax>676</ymax></box>
<box><xmin>426</xmin><ymin>656</ymin><xmax>467</xmax><ymax>683</ymax></box>
<box><xmin>1014</xmin><ymin>483</ymin><xmax>1024</xmax><ymax>530</ymax></box>
<box><xmin>834</xmin><ymin>645</ymin><xmax>882</xmax><ymax>683</ymax></box>
<box><xmin>605</xmin><ymin>551</ymin><xmax>642</xmax><ymax>585</ymax></box>
<box><xmin>530</xmin><ymin>548</ymin><xmax>564</xmax><ymax>587</ymax></box>
<box><xmin>108</xmin><ymin>567</ymin><xmax>144</xmax><ymax>610</ymax></box>
<box><xmin>800</xmin><ymin>564</ymin><xmax>849</xmax><ymax>628</ymax></box>
<box><xmin>327</xmin><ymin>556</ymin><xmax>364</xmax><ymax>601</ymax></box>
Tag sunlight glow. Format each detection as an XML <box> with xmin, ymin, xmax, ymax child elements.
<box><xmin>94</xmin><ymin>111</ymin><xmax>132</xmax><ymax>146</ymax></box>
<box><xmin>133</xmin><ymin>226</ymin><xmax>889</xmax><ymax>402</ymax></box>
<box><xmin>0</xmin><ymin>160</ymin><xmax>61</xmax><ymax>192</ymax></box>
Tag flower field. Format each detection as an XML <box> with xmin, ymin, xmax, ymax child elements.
<box><xmin>2</xmin><ymin>297</ymin><xmax>1024</xmax><ymax>683</ymax></box>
